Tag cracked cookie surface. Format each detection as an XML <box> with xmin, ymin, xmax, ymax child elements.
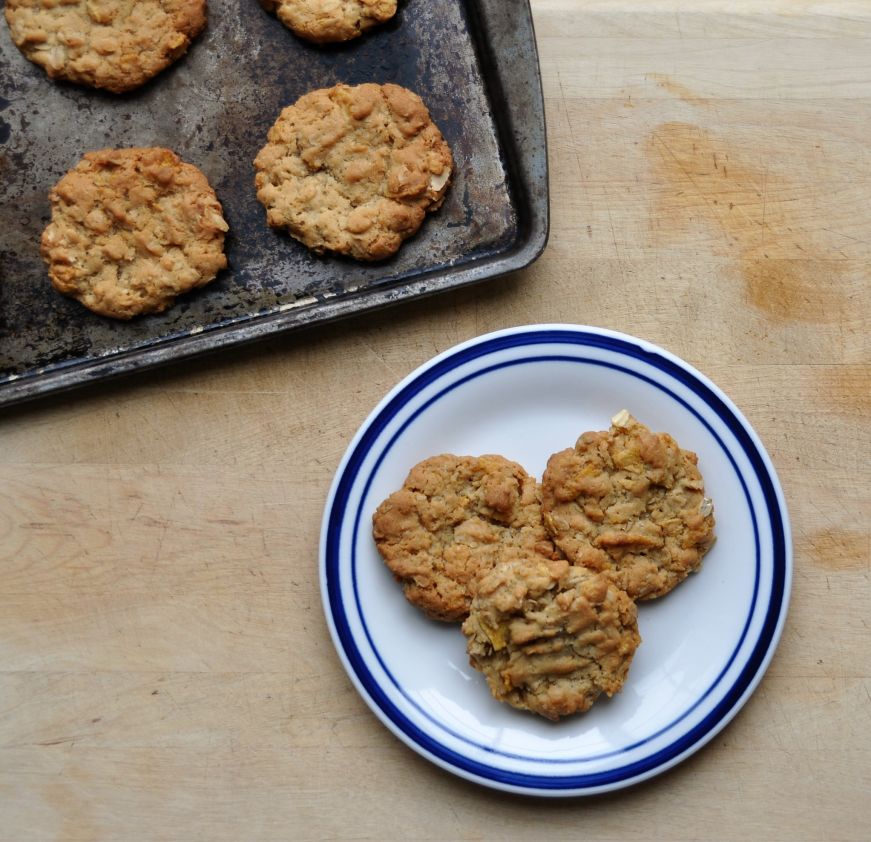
<box><xmin>254</xmin><ymin>83</ymin><xmax>452</xmax><ymax>262</ymax></box>
<box><xmin>541</xmin><ymin>411</ymin><xmax>716</xmax><ymax>601</ymax></box>
<box><xmin>462</xmin><ymin>557</ymin><xmax>640</xmax><ymax>720</ymax></box>
<box><xmin>260</xmin><ymin>0</ymin><xmax>396</xmax><ymax>43</ymax></box>
<box><xmin>372</xmin><ymin>454</ymin><xmax>557</xmax><ymax>623</ymax></box>
<box><xmin>4</xmin><ymin>0</ymin><xmax>206</xmax><ymax>93</ymax></box>
<box><xmin>41</xmin><ymin>147</ymin><xmax>228</xmax><ymax>319</ymax></box>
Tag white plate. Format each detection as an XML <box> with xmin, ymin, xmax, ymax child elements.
<box><xmin>319</xmin><ymin>325</ymin><xmax>792</xmax><ymax>796</ymax></box>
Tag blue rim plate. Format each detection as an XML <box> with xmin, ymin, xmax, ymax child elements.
<box><xmin>319</xmin><ymin>325</ymin><xmax>792</xmax><ymax>796</ymax></box>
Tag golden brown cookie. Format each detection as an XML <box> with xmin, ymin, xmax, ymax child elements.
<box><xmin>259</xmin><ymin>0</ymin><xmax>396</xmax><ymax>43</ymax></box>
<box><xmin>4</xmin><ymin>0</ymin><xmax>206</xmax><ymax>94</ymax></box>
<box><xmin>541</xmin><ymin>411</ymin><xmax>716</xmax><ymax>601</ymax></box>
<box><xmin>462</xmin><ymin>556</ymin><xmax>641</xmax><ymax>721</ymax></box>
<box><xmin>254</xmin><ymin>83</ymin><xmax>452</xmax><ymax>262</ymax></box>
<box><xmin>41</xmin><ymin>147</ymin><xmax>228</xmax><ymax>319</ymax></box>
<box><xmin>372</xmin><ymin>454</ymin><xmax>557</xmax><ymax>623</ymax></box>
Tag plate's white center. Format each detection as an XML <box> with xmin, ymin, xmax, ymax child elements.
<box><xmin>354</xmin><ymin>359</ymin><xmax>757</xmax><ymax>763</ymax></box>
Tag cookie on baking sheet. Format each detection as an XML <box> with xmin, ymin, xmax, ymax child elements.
<box><xmin>4</xmin><ymin>0</ymin><xmax>206</xmax><ymax>94</ymax></box>
<box><xmin>462</xmin><ymin>556</ymin><xmax>641</xmax><ymax>721</ymax></box>
<box><xmin>254</xmin><ymin>82</ymin><xmax>452</xmax><ymax>262</ymax></box>
<box><xmin>372</xmin><ymin>454</ymin><xmax>557</xmax><ymax>623</ymax></box>
<box><xmin>41</xmin><ymin>147</ymin><xmax>228</xmax><ymax>319</ymax></box>
<box><xmin>541</xmin><ymin>410</ymin><xmax>716</xmax><ymax>601</ymax></box>
<box><xmin>259</xmin><ymin>0</ymin><xmax>397</xmax><ymax>44</ymax></box>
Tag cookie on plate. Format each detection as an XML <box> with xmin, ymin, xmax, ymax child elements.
<box><xmin>41</xmin><ymin>147</ymin><xmax>228</xmax><ymax>319</ymax></box>
<box><xmin>259</xmin><ymin>0</ymin><xmax>397</xmax><ymax>44</ymax></box>
<box><xmin>462</xmin><ymin>556</ymin><xmax>641</xmax><ymax>721</ymax></box>
<box><xmin>372</xmin><ymin>454</ymin><xmax>557</xmax><ymax>623</ymax></box>
<box><xmin>254</xmin><ymin>82</ymin><xmax>452</xmax><ymax>262</ymax></box>
<box><xmin>541</xmin><ymin>410</ymin><xmax>716</xmax><ymax>601</ymax></box>
<box><xmin>4</xmin><ymin>0</ymin><xmax>206</xmax><ymax>93</ymax></box>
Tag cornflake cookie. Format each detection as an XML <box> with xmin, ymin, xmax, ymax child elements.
<box><xmin>542</xmin><ymin>410</ymin><xmax>716</xmax><ymax>601</ymax></box>
<box><xmin>462</xmin><ymin>557</ymin><xmax>641</xmax><ymax>721</ymax></box>
<box><xmin>372</xmin><ymin>454</ymin><xmax>557</xmax><ymax>623</ymax></box>
<box><xmin>4</xmin><ymin>1</ymin><xmax>206</xmax><ymax>94</ymax></box>
<box><xmin>254</xmin><ymin>83</ymin><xmax>452</xmax><ymax>262</ymax></box>
<box><xmin>41</xmin><ymin>147</ymin><xmax>228</xmax><ymax>319</ymax></box>
<box><xmin>259</xmin><ymin>0</ymin><xmax>397</xmax><ymax>44</ymax></box>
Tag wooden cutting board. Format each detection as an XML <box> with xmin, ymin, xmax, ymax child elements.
<box><xmin>0</xmin><ymin>1</ymin><xmax>868</xmax><ymax>839</ymax></box>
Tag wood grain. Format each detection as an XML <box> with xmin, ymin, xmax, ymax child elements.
<box><xmin>1</xmin><ymin>1</ymin><xmax>870</xmax><ymax>839</ymax></box>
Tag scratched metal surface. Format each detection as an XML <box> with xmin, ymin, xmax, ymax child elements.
<box><xmin>0</xmin><ymin>0</ymin><xmax>548</xmax><ymax>406</ymax></box>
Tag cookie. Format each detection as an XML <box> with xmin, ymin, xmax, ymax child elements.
<box><xmin>259</xmin><ymin>0</ymin><xmax>397</xmax><ymax>43</ymax></box>
<box><xmin>4</xmin><ymin>1</ymin><xmax>206</xmax><ymax>94</ymax></box>
<box><xmin>541</xmin><ymin>410</ymin><xmax>716</xmax><ymax>601</ymax></box>
<box><xmin>462</xmin><ymin>556</ymin><xmax>641</xmax><ymax>721</ymax></box>
<box><xmin>41</xmin><ymin>147</ymin><xmax>228</xmax><ymax>319</ymax></box>
<box><xmin>254</xmin><ymin>83</ymin><xmax>452</xmax><ymax>262</ymax></box>
<box><xmin>372</xmin><ymin>454</ymin><xmax>557</xmax><ymax>623</ymax></box>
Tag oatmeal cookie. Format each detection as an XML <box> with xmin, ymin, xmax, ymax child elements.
<box><xmin>259</xmin><ymin>0</ymin><xmax>396</xmax><ymax>44</ymax></box>
<box><xmin>41</xmin><ymin>147</ymin><xmax>228</xmax><ymax>319</ymax></box>
<box><xmin>254</xmin><ymin>83</ymin><xmax>452</xmax><ymax>261</ymax></box>
<box><xmin>541</xmin><ymin>410</ymin><xmax>716</xmax><ymax>601</ymax></box>
<box><xmin>372</xmin><ymin>454</ymin><xmax>557</xmax><ymax>622</ymax></box>
<box><xmin>462</xmin><ymin>557</ymin><xmax>641</xmax><ymax>720</ymax></box>
<box><xmin>4</xmin><ymin>0</ymin><xmax>206</xmax><ymax>93</ymax></box>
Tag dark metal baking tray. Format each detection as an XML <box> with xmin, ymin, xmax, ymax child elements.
<box><xmin>0</xmin><ymin>0</ymin><xmax>548</xmax><ymax>407</ymax></box>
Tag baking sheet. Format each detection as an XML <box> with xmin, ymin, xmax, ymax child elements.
<box><xmin>0</xmin><ymin>0</ymin><xmax>548</xmax><ymax>406</ymax></box>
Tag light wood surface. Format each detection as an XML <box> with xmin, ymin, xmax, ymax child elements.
<box><xmin>2</xmin><ymin>1</ymin><xmax>870</xmax><ymax>839</ymax></box>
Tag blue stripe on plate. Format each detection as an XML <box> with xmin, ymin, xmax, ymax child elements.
<box><xmin>324</xmin><ymin>328</ymin><xmax>788</xmax><ymax>791</ymax></box>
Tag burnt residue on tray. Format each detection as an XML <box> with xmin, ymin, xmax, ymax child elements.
<box><xmin>0</xmin><ymin>0</ymin><xmax>547</xmax><ymax>403</ymax></box>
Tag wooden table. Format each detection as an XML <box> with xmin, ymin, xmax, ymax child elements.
<box><xmin>2</xmin><ymin>1</ymin><xmax>869</xmax><ymax>838</ymax></box>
